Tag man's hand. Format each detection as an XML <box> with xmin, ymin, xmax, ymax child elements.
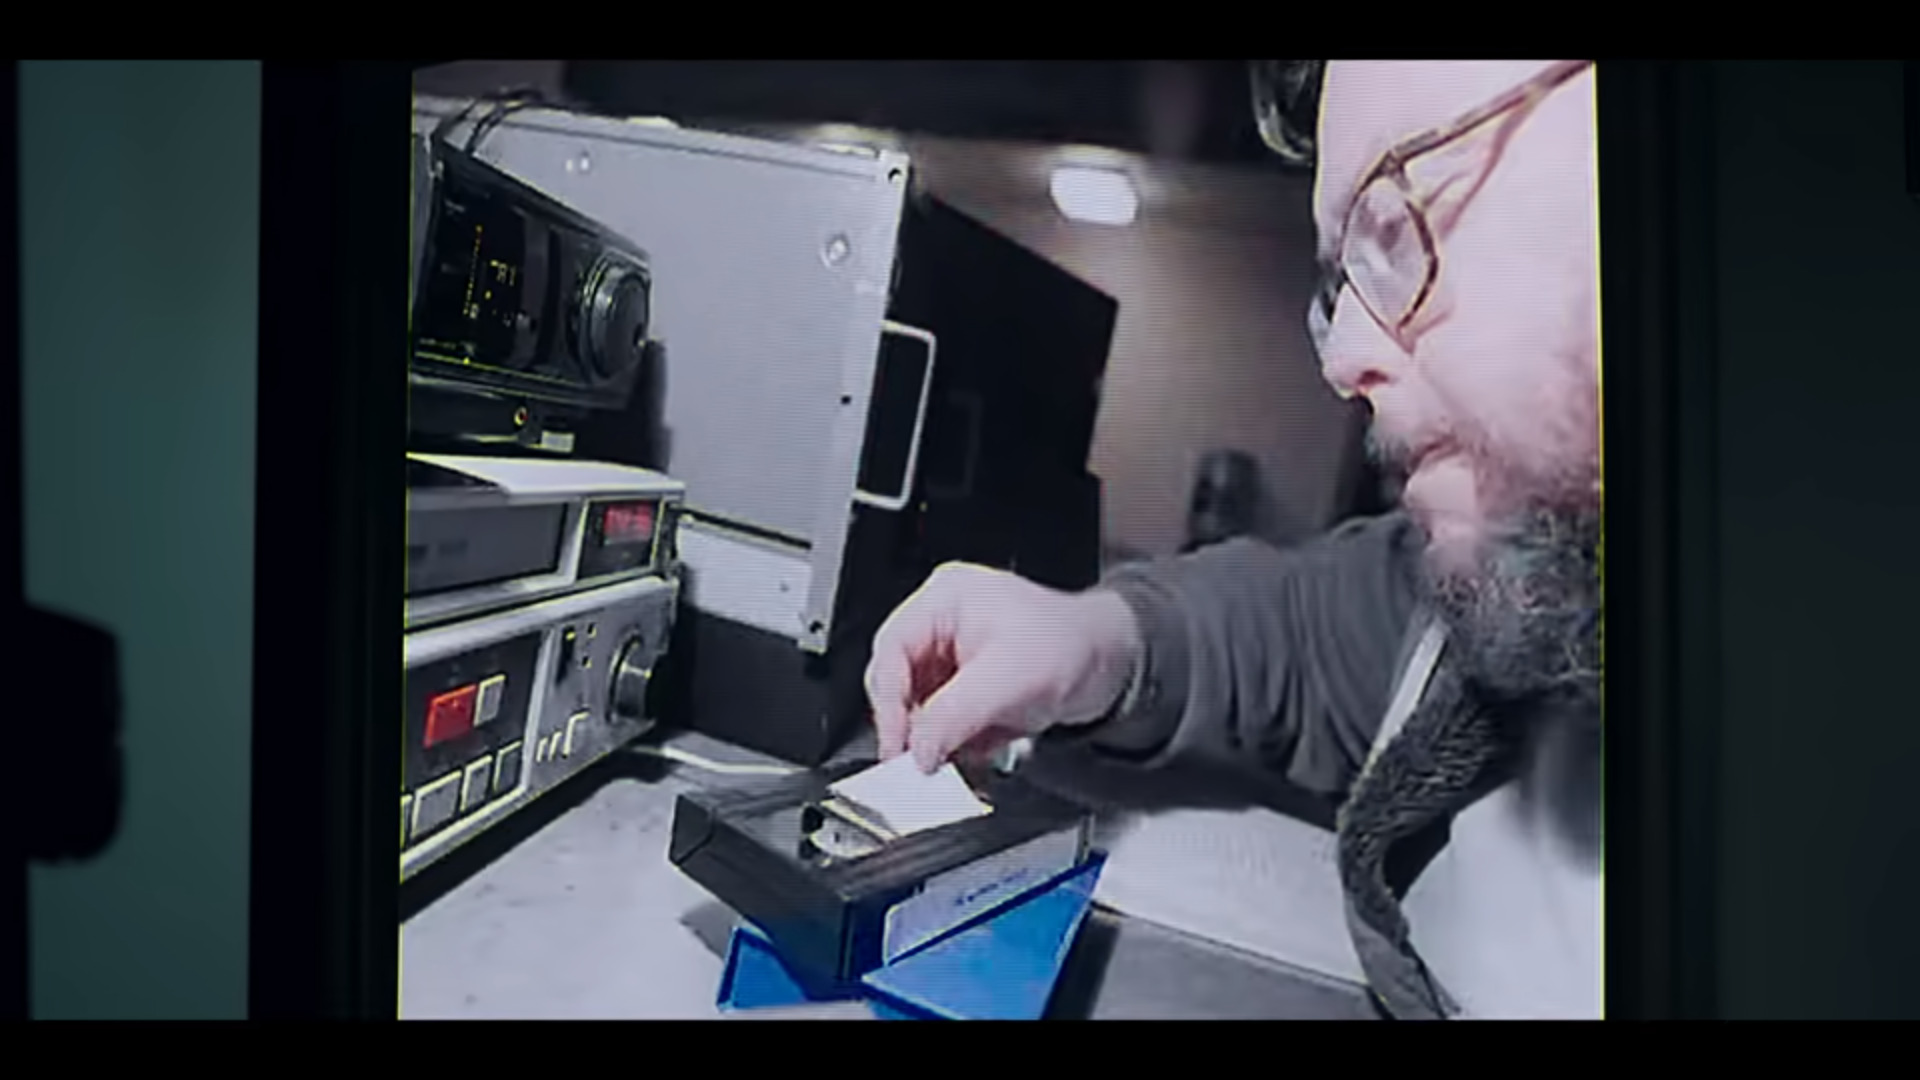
<box><xmin>864</xmin><ymin>562</ymin><xmax>1143</xmax><ymax>774</ymax></box>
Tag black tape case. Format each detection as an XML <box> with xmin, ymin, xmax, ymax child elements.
<box><xmin>667</xmin><ymin>759</ymin><xmax>1095</xmax><ymax>984</ymax></box>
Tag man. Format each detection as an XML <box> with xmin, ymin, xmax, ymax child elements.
<box><xmin>865</xmin><ymin>60</ymin><xmax>1602</xmax><ymax>1020</ymax></box>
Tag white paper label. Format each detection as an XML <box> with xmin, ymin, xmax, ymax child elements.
<box><xmin>828</xmin><ymin>755</ymin><xmax>991</xmax><ymax>837</ymax></box>
<box><xmin>880</xmin><ymin>825</ymin><xmax>1085</xmax><ymax>965</ymax></box>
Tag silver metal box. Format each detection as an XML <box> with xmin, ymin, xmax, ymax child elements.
<box><xmin>412</xmin><ymin>98</ymin><xmax>914</xmax><ymax>654</ymax></box>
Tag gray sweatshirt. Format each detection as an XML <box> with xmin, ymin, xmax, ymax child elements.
<box><xmin>1088</xmin><ymin>512</ymin><xmax>1603</xmax><ymax>1019</ymax></box>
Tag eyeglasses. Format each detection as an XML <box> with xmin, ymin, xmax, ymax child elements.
<box><xmin>1310</xmin><ymin>60</ymin><xmax>1595</xmax><ymax>362</ymax></box>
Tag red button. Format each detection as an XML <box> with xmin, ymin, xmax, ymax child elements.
<box><xmin>424</xmin><ymin>685</ymin><xmax>478</xmax><ymax>748</ymax></box>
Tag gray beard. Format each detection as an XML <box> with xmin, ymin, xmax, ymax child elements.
<box><xmin>1424</xmin><ymin>504</ymin><xmax>1603</xmax><ymax>860</ymax></box>
<box><xmin>1329</xmin><ymin>500</ymin><xmax>1604</xmax><ymax>1008</ymax></box>
<box><xmin>1428</xmin><ymin>505</ymin><xmax>1602</xmax><ymax>710</ymax></box>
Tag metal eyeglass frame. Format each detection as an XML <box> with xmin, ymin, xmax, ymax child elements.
<box><xmin>1311</xmin><ymin>59</ymin><xmax>1596</xmax><ymax>359</ymax></box>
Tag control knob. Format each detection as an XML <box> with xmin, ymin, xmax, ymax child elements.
<box><xmin>609</xmin><ymin>633</ymin><xmax>656</xmax><ymax>734</ymax></box>
<box><xmin>577</xmin><ymin>253</ymin><xmax>650</xmax><ymax>384</ymax></box>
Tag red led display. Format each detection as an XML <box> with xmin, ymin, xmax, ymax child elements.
<box><xmin>424</xmin><ymin>684</ymin><xmax>477</xmax><ymax>748</ymax></box>
<box><xmin>601</xmin><ymin>502</ymin><xmax>654</xmax><ymax>545</ymax></box>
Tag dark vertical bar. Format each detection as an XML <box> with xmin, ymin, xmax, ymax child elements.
<box><xmin>1598</xmin><ymin>57</ymin><xmax>1666</xmax><ymax>1021</ymax></box>
<box><xmin>250</xmin><ymin>61</ymin><xmax>406</xmax><ymax>1020</ymax></box>
<box><xmin>1670</xmin><ymin>60</ymin><xmax>1722</xmax><ymax>1022</ymax></box>
<box><xmin>335</xmin><ymin>60</ymin><xmax>407</xmax><ymax>1021</ymax></box>
<box><xmin>1599</xmin><ymin>58</ymin><xmax>1722</xmax><ymax>1020</ymax></box>
<box><xmin>1</xmin><ymin>56</ymin><xmax>25</xmax><ymax>1022</ymax></box>
<box><xmin>1906</xmin><ymin>61</ymin><xmax>1920</xmax><ymax>199</ymax></box>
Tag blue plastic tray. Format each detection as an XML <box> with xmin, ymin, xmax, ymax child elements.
<box><xmin>717</xmin><ymin>853</ymin><xmax>1106</xmax><ymax>1021</ymax></box>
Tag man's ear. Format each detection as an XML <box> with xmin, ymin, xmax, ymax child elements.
<box><xmin>1252</xmin><ymin>61</ymin><xmax>1325</xmax><ymax>170</ymax></box>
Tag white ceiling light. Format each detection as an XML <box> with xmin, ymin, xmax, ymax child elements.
<box><xmin>1049</xmin><ymin>165</ymin><xmax>1138</xmax><ymax>226</ymax></box>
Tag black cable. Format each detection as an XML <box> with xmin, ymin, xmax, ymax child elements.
<box><xmin>429</xmin><ymin>98</ymin><xmax>484</xmax><ymax>149</ymax></box>
<box><xmin>426</xmin><ymin>86</ymin><xmax>548</xmax><ymax>155</ymax></box>
<box><xmin>464</xmin><ymin>87</ymin><xmax>549</xmax><ymax>155</ymax></box>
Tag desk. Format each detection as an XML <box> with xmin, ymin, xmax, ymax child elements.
<box><xmin>398</xmin><ymin>731</ymin><xmax>1374</xmax><ymax>1020</ymax></box>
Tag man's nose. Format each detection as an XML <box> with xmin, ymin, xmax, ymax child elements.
<box><xmin>1317</xmin><ymin>292</ymin><xmax>1408</xmax><ymax>400</ymax></box>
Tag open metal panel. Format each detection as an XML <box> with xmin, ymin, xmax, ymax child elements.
<box><xmin>413</xmin><ymin>96</ymin><xmax>911</xmax><ymax>654</ymax></box>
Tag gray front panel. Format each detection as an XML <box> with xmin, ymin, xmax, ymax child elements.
<box><xmin>413</xmin><ymin>100</ymin><xmax>908</xmax><ymax>650</ymax></box>
<box><xmin>402</xmin><ymin>574</ymin><xmax>680</xmax><ymax>882</ymax></box>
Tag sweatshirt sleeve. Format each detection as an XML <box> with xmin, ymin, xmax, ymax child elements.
<box><xmin>1081</xmin><ymin>513</ymin><xmax>1426</xmax><ymax>799</ymax></box>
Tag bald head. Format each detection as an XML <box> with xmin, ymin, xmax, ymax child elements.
<box><xmin>1313</xmin><ymin>61</ymin><xmax>1570</xmax><ymax>258</ymax></box>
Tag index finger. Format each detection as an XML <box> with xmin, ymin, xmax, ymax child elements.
<box><xmin>865</xmin><ymin>642</ymin><xmax>911</xmax><ymax>760</ymax></box>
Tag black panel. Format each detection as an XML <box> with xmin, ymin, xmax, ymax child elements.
<box><xmin>413</xmin><ymin>183</ymin><xmax>534</xmax><ymax>373</ymax></box>
<box><xmin>892</xmin><ymin>192</ymin><xmax>1114</xmax><ymax>483</ymax></box>
<box><xmin>656</xmin><ymin>606</ymin><xmax>836</xmax><ymax>766</ymax></box>
<box><xmin>855</xmin><ymin>329</ymin><xmax>932</xmax><ymax>500</ymax></box>
<box><xmin>887</xmin><ymin>190</ymin><xmax>1112</xmax><ymax>589</ymax></box>
<box><xmin>408</xmin><ymin>139</ymin><xmax>655</xmax><ymax>451</ymax></box>
<box><xmin>920</xmin><ymin>463</ymin><xmax>1101</xmax><ymax>593</ymax></box>
<box><xmin>1908</xmin><ymin>61</ymin><xmax>1920</xmax><ymax>200</ymax></box>
<box><xmin>403</xmin><ymin>632</ymin><xmax>540</xmax><ymax>794</ymax></box>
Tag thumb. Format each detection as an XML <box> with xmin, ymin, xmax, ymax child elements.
<box><xmin>866</xmin><ymin>582</ymin><xmax>950</xmax><ymax>761</ymax></box>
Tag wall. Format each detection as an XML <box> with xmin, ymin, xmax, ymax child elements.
<box><xmin>412</xmin><ymin>60</ymin><xmax>569</xmax><ymax>105</ymax></box>
<box><xmin>1710</xmin><ymin>60</ymin><xmax>1920</xmax><ymax>1018</ymax></box>
<box><xmin>900</xmin><ymin>136</ymin><xmax>1366</xmax><ymax>559</ymax></box>
<box><xmin>19</xmin><ymin>60</ymin><xmax>260</xmax><ymax>1019</ymax></box>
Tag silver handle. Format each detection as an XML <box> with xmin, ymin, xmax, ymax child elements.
<box><xmin>852</xmin><ymin>320</ymin><xmax>939</xmax><ymax>513</ymax></box>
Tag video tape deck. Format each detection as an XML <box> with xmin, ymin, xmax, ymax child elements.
<box><xmin>402</xmin><ymin>572</ymin><xmax>679</xmax><ymax>882</ymax></box>
<box><xmin>403</xmin><ymin>452</ymin><xmax>687</xmax><ymax>881</ymax></box>
<box><xmin>406</xmin><ymin>453</ymin><xmax>683</xmax><ymax>633</ymax></box>
<box><xmin>409</xmin><ymin>131</ymin><xmax>660</xmax><ymax>454</ymax></box>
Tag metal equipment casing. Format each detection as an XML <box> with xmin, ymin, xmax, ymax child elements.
<box><xmin>412</xmin><ymin>98</ymin><xmax>910</xmax><ymax>654</ymax></box>
<box><xmin>405</xmin><ymin>453</ymin><xmax>686</xmax><ymax>632</ymax></box>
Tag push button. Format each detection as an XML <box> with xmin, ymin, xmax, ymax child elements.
<box><xmin>475</xmin><ymin>675</ymin><xmax>506</xmax><ymax>727</ymax></box>
<box><xmin>494</xmin><ymin>741</ymin><xmax>523</xmax><ymax>792</ymax></box>
<box><xmin>424</xmin><ymin>685</ymin><xmax>478</xmax><ymax>748</ymax></box>
<box><xmin>461</xmin><ymin>756</ymin><xmax>494</xmax><ymax>812</ymax></box>
<box><xmin>411</xmin><ymin>772</ymin><xmax>461</xmax><ymax>838</ymax></box>
<box><xmin>564</xmin><ymin>711</ymin><xmax>588</xmax><ymax>757</ymax></box>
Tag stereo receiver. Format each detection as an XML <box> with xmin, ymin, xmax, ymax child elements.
<box><xmin>402</xmin><ymin>573</ymin><xmax>679</xmax><ymax>882</ymax></box>
<box><xmin>410</xmin><ymin>134</ymin><xmax>660</xmax><ymax>453</ymax></box>
<box><xmin>406</xmin><ymin>453</ymin><xmax>684</xmax><ymax>633</ymax></box>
